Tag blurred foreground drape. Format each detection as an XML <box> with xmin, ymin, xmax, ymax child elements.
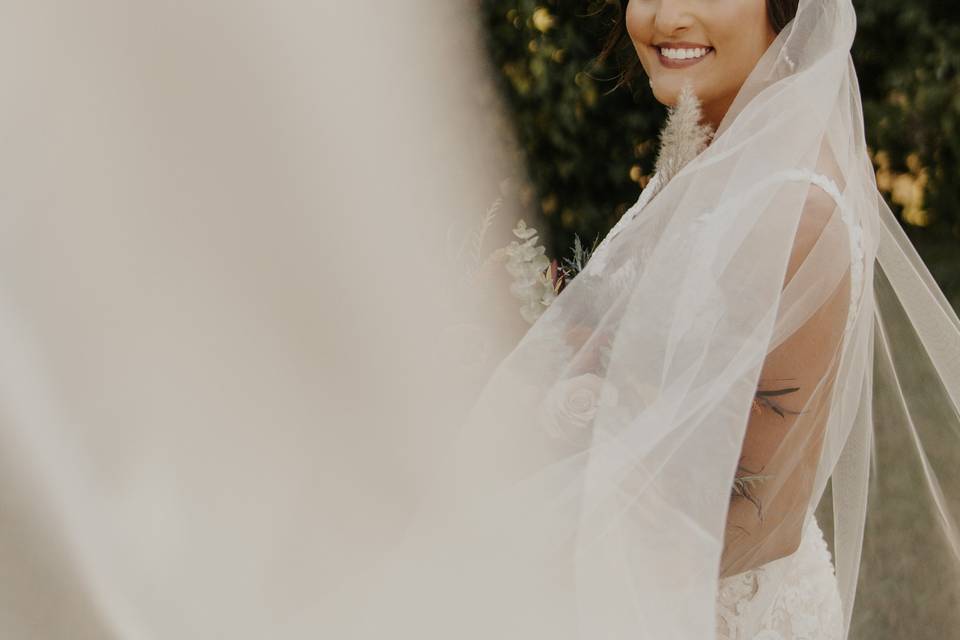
<box><xmin>0</xmin><ymin>3</ymin><xmax>522</xmax><ymax>637</ymax></box>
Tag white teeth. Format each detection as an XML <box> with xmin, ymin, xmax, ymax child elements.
<box><xmin>660</xmin><ymin>47</ymin><xmax>710</xmax><ymax>61</ymax></box>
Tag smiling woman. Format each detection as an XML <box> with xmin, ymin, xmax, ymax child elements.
<box><xmin>627</xmin><ymin>0</ymin><xmax>776</xmax><ymax>128</ymax></box>
<box><xmin>598</xmin><ymin>0</ymin><xmax>799</xmax><ymax>127</ymax></box>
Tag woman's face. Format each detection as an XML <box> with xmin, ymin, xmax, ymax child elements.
<box><xmin>626</xmin><ymin>0</ymin><xmax>777</xmax><ymax>128</ymax></box>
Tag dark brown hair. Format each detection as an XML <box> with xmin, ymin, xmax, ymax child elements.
<box><xmin>593</xmin><ymin>0</ymin><xmax>800</xmax><ymax>91</ymax></box>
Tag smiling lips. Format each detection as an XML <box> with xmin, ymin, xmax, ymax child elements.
<box><xmin>654</xmin><ymin>43</ymin><xmax>715</xmax><ymax>69</ymax></box>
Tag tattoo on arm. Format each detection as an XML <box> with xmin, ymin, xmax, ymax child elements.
<box><xmin>730</xmin><ymin>378</ymin><xmax>808</xmax><ymax>521</ymax></box>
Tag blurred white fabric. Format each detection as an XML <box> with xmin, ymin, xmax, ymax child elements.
<box><xmin>0</xmin><ymin>2</ymin><xmax>518</xmax><ymax>637</ymax></box>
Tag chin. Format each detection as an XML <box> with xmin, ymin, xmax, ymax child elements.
<box><xmin>650</xmin><ymin>81</ymin><xmax>687</xmax><ymax>108</ymax></box>
<box><xmin>652</xmin><ymin>78</ymin><xmax>714</xmax><ymax>109</ymax></box>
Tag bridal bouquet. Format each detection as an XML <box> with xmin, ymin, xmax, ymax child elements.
<box><xmin>499</xmin><ymin>81</ymin><xmax>714</xmax><ymax>325</ymax></box>
<box><xmin>500</xmin><ymin>219</ymin><xmax>596</xmax><ymax>324</ymax></box>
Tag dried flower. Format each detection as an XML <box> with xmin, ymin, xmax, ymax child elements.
<box><xmin>559</xmin><ymin>233</ymin><xmax>600</xmax><ymax>283</ymax></box>
<box><xmin>651</xmin><ymin>81</ymin><xmax>715</xmax><ymax>194</ymax></box>
<box><xmin>446</xmin><ymin>197</ymin><xmax>503</xmax><ymax>289</ymax></box>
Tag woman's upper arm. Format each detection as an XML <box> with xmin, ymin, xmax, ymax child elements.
<box><xmin>720</xmin><ymin>182</ymin><xmax>852</xmax><ymax>578</ymax></box>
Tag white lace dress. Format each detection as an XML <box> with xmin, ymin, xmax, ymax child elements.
<box><xmin>589</xmin><ymin>169</ymin><xmax>863</xmax><ymax>640</ymax></box>
<box><xmin>716</xmin><ymin>513</ymin><xmax>844</xmax><ymax>640</ymax></box>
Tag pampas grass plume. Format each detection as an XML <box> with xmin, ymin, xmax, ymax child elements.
<box><xmin>653</xmin><ymin>81</ymin><xmax>715</xmax><ymax>185</ymax></box>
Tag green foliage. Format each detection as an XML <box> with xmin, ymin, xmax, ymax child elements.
<box><xmin>854</xmin><ymin>0</ymin><xmax>960</xmax><ymax>304</ymax></box>
<box><xmin>481</xmin><ymin>0</ymin><xmax>664</xmax><ymax>262</ymax></box>
<box><xmin>482</xmin><ymin>0</ymin><xmax>960</xmax><ymax>307</ymax></box>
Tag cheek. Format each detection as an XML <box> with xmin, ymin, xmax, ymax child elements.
<box><xmin>624</xmin><ymin>2</ymin><xmax>653</xmax><ymax>69</ymax></box>
<box><xmin>720</xmin><ymin>0</ymin><xmax>774</xmax><ymax>58</ymax></box>
<box><xmin>710</xmin><ymin>3</ymin><xmax>775</xmax><ymax>80</ymax></box>
<box><xmin>624</xmin><ymin>1</ymin><xmax>643</xmax><ymax>39</ymax></box>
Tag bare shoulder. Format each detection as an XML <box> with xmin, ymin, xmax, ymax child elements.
<box><xmin>783</xmin><ymin>178</ymin><xmax>845</xmax><ymax>288</ymax></box>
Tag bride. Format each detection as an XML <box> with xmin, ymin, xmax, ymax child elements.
<box><xmin>376</xmin><ymin>0</ymin><xmax>960</xmax><ymax>638</ymax></box>
<box><xmin>601</xmin><ymin>0</ymin><xmax>848</xmax><ymax>636</ymax></box>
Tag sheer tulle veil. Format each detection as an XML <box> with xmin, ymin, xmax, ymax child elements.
<box><xmin>336</xmin><ymin>0</ymin><xmax>960</xmax><ymax>637</ymax></box>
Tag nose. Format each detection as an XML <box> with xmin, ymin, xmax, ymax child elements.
<box><xmin>653</xmin><ymin>0</ymin><xmax>695</xmax><ymax>35</ymax></box>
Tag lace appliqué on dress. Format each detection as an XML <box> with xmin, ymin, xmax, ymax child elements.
<box><xmin>716</xmin><ymin>514</ymin><xmax>844</xmax><ymax>640</ymax></box>
<box><xmin>784</xmin><ymin>169</ymin><xmax>865</xmax><ymax>339</ymax></box>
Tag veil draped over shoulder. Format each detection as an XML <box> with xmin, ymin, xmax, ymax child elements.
<box><xmin>337</xmin><ymin>0</ymin><xmax>960</xmax><ymax>638</ymax></box>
